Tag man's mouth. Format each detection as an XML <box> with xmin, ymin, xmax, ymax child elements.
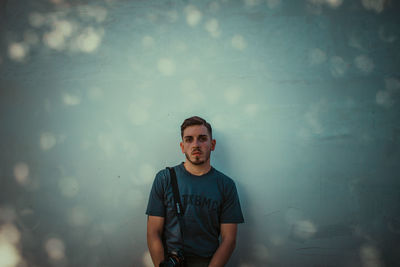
<box><xmin>192</xmin><ymin>151</ymin><xmax>202</xmax><ymax>155</ymax></box>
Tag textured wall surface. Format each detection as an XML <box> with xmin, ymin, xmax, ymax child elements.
<box><xmin>1</xmin><ymin>0</ymin><xmax>399</xmax><ymax>266</ymax></box>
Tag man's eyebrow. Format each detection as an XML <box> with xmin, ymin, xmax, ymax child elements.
<box><xmin>183</xmin><ymin>134</ymin><xmax>208</xmax><ymax>139</ymax></box>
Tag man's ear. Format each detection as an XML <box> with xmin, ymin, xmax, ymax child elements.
<box><xmin>211</xmin><ymin>139</ymin><xmax>216</xmax><ymax>151</ymax></box>
<box><xmin>180</xmin><ymin>141</ymin><xmax>184</xmax><ymax>153</ymax></box>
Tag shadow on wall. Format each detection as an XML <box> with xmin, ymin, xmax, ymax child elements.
<box><xmin>211</xmin><ymin>129</ymin><xmax>256</xmax><ymax>266</ymax></box>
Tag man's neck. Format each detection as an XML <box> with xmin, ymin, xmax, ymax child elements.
<box><xmin>183</xmin><ymin>161</ymin><xmax>211</xmax><ymax>176</ymax></box>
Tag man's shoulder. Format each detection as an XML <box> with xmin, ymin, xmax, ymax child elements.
<box><xmin>212</xmin><ymin>167</ymin><xmax>236</xmax><ymax>186</ymax></box>
<box><xmin>154</xmin><ymin>167</ymin><xmax>170</xmax><ymax>183</ymax></box>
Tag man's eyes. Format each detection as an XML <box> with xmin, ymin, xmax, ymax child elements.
<box><xmin>185</xmin><ymin>137</ymin><xmax>207</xmax><ymax>142</ymax></box>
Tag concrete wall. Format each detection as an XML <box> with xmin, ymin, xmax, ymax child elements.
<box><xmin>1</xmin><ymin>0</ymin><xmax>399</xmax><ymax>266</ymax></box>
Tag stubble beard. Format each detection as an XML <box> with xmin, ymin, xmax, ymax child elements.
<box><xmin>185</xmin><ymin>150</ymin><xmax>211</xmax><ymax>166</ymax></box>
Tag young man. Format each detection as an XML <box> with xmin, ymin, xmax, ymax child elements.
<box><xmin>146</xmin><ymin>116</ymin><xmax>244</xmax><ymax>267</ymax></box>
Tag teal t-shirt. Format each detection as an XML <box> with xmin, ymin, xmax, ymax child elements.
<box><xmin>145</xmin><ymin>162</ymin><xmax>244</xmax><ymax>258</ymax></box>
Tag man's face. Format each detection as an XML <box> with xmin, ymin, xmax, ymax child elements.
<box><xmin>180</xmin><ymin>125</ymin><xmax>216</xmax><ymax>166</ymax></box>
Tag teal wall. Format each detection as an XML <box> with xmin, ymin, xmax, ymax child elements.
<box><xmin>1</xmin><ymin>0</ymin><xmax>399</xmax><ymax>266</ymax></box>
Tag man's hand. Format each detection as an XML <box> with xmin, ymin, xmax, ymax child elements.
<box><xmin>208</xmin><ymin>223</ymin><xmax>238</xmax><ymax>267</ymax></box>
<box><xmin>147</xmin><ymin>215</ymin><xmax>165</xmax><ymax>267</ymax></box>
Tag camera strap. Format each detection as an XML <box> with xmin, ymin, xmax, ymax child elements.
<box><xmin>167</xmin><ymin>167</ymin><xmax>186</xmax><ymax>252</ymax></box>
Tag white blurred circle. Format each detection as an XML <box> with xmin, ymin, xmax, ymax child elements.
<box><xmin>205</xmin><ymin>19</ymin><xmax>220</xmax><ymax>38</ymax></box>
<box><xmin>142</xmin><ymin>36</ymin><xmax>155</xmax><ymax>48</ymax></box>
<box><xmin>44</xmin><ymin>238</ymin><xmax>65</xmax><ymax>260</ymax></box>
<box><xmin>330</xmin><ymin>56</ymin><xmax>347</xmax><ymax>77</ymax></box>
<box><xmin>74</xmin><ymin>27</ymin><xmax>102</xmax><ymax>53</ymax></box>
<box><xmin>0</xmin><ymin>224</ymin><xmax>21</xmax><ymax>245</ymax></box>
<box><xmin>40</xmin><ymin>132</ymin><xmax>57</xmax><ymax>150</ymax></box>
<box><xmin>13</xmin><ymin>162</ymin><xmax>30</xmax><ymax>186</ymax></box>
<box><xmin>62</xmin><ymin>93</ymin><xmax>81</xmax><ymax>106</ymax></box>
<box><xmin>292</xmin><ymin>220</ymin><xmax>317</xmax><ymax>240</ymax></box>
<box><xmin>67</xmin><ymin>206</ymin><xmax>89</xmax><ymax>227</ymax></box>
<box><xmin>355</xmin><ymin>55</ymin><xmax>374</xmax><ymax>74</ymax></box>
<box><xmin>157</xmin><ymin>58</ymin><xmax>176</xmax><ymax>76</ymax></box>
<box><xmin>376</xmin><ymin>90</ymin><xmax>393</xmax><ymax>108</ymax></box>
<box><xmin>232</xmin><ymin>35</ymin><xmax>247</xmax><ymax>51</ymax></box>
<box><xmin>185</xmin><ymin>5</ymin><xmax>202</xmax><ymax>27</ymax></box>
<box><xmin>0</xmin><ymin>240</ymin><xmax>20</xmax><ymax>267</ymax></box>
<box><xmin>8</xmin><ymin>43</ymin><xmax>28</xmax><ymax>62</ymax></box>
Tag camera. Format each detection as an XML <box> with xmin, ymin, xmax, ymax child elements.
<box><xmin>159</xmin><ymin>251</ymin><xmax>185</xmax><ymax>267</ymax></box>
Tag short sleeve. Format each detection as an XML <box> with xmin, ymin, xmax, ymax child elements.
<box><xmin>220</xmin><ymin>181</ymin><xmax>244</xmax><ymax>224</ymax></box>
<box><xmin>145</xmin><ymin>171</ymin><xmax>166</xmax><ymax>217</ymax></box>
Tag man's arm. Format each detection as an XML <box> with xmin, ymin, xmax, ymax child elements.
<box><xmin>147</xmin><ymin>215</ymin><xmax>165</xmax><ymax>267</ymax></box>
<box><xmin>208</xmin><ymin>223</ymin><xmax>238</xmax><ymax>267</ymax></box>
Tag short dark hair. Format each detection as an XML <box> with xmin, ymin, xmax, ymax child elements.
<box><xmin>181</xmin><ymin>116</ymin><xmax>212</xmax><ymax>140</ymax></box>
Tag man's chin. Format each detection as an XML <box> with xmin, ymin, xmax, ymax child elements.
<box><xmin>187</xmin><ymin>156</ymin><xmax>205</xmax><ymax>165</ymax></box>
<box><xmin>190</xmin><ymin>159</ymin><xmax>205</xmax><ymax>165</ymax></box>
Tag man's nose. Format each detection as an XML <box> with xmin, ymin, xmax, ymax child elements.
<box><xmin>193</xmin><ymin>138</ymin><xmax>200</xmax><ymax>146</ymax></box>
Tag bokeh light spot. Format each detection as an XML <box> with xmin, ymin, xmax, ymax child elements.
<box><xmin>231</xmin><ymin>34</ymin><xmax>247</xmax><ymax>51</ymax></box>
<box><xmin>376</xmin><ymin>90</ymin><xmax>393</xmax><ymax>108</ymax></box>
<box><xmin>43</xmin><ymin>30</ymin><xmax>65</xmax><ymax>50</ymax></box>
<box><xmin>44</xmin><ymin>238</ymin><xmax>65</xmax><ymax>260</ymax></box>
<box><xmin>354</xmin><ymin>55</ymin><xmax>374</xmax><ymax>74</ymax></box>
<box><xmin>185</xmin><ymin>5</ymin><xmax>202</xmax><ymax>27</ymax></box>
<box><xmin>40</xmin><ymin>132</ymin><xmax>57</xmax><ymax>151</ymax></box>
<box><xmin>330</xmin><ymin>56</ymin><xmax>348</xmax><ymax>77</ymax></box>
<box><xmin>8</xmin><ymin>43</ymin><xmax>28</xmax><ymax>62</ymax></box>
<box><xmin>68</xmin><ymin>206</ymin><xmax>89</xmax><ymax>227</ymax></box>
<box><xmin>309</xmin><ymin>48</ymin><xmax>327</xmax><ymax>65</ymax></box>
<box><xmin>224</xmin><ymin>88</ymin><xmax>242</xmax><ymax>105</ymax></box>
<box><xmin>205</xmin><ymin>19</ymin><xmax>220</xmax><ymax>38</ymax></box>
<box><xmin>244</xmin><ymin>104</ymin><xmax>259</xmax><ymax>117</ymax></box>
<box><xmin>29</xmin><ymin>12</ymin><xmax>46</xmax><ymax>28</ymax></box>
<box><xmin>0</xmin><ymin>224</ymin><xmax>21</xmax><ymax>245</ymax></box>
<box><xmin>0</xmin><ymin>240</ymin><xmax>20</xmax><ymax>267</ymax></box>
<box><xmin>13</xmin><ymin>162</ymin><xmax>30</xmax><ymax>186</ymax></box>
<box><xmin>62</xmin><ymin>92</ymin><xmax>81</xmax><ymax>106</ymax></box>
<box><xmin>87</xmin><ymin>87</ymin><xmax>104</xmax><ymax>101</ymax></box>
<box><xmin>308</xmin><ymin>0</ymin><xmax>343</xmax><ymax>9</ymax></box>
<box><xmin>142</xmin><ymin>36</ymin><xmax>155</xmax><ymax>48</ymax></box>
<box><xmin>269</xmin><ymin>234</ymin><xmax>284</xmax><ymax>246</ymax></box>
<box><xmin>375</xmin><ymin>78</ymin><xmax>399</xmax><ymax>108</ymax></box>
<box><xmin>362</xmin><ymin>0</ymin><xmax>385</xmax><ymax>13</ymax></box>
<box><xmin>292</xmin><ymin>220</ymin><xmax>317</xmax><ymax>240</ymax></box>
<box><xmin>157</xmin><ymin>58</ymin><xmax>176</xmax><ymax>76</ymax></box>
<box><xmin>58</xmin><ymin>177</ymin><xmax>79</xmax><ymax>198</ymax></box>
<box><xmin>74</xmin><ymin>27</ymin><xmax>103</xmax><ymax>53</ymax></box>
<box><xmin>54</xmin><ymin>20</ymin><xmax>73</xmax><ymax>37</ymax></box>
<box><xmin>360</xmin><ymin>244</ymin><xmax>383</xmax><ymax>267</ymax></box>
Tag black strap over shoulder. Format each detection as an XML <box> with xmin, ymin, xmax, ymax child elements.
<box><xmin>167</xmin><ymin>167</ymin><xmax>185</xmax><ymax>252</ymax></box>
<box><xmin>168</xmin><ymin>167</ymin><xmax>184</xmax><ymax>216</ymax></box>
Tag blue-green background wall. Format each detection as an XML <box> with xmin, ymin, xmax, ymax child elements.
<box><xmin>1</xmin><ymin>0</ymin><xmax>399</xmax><ymax>266</ymax></box>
